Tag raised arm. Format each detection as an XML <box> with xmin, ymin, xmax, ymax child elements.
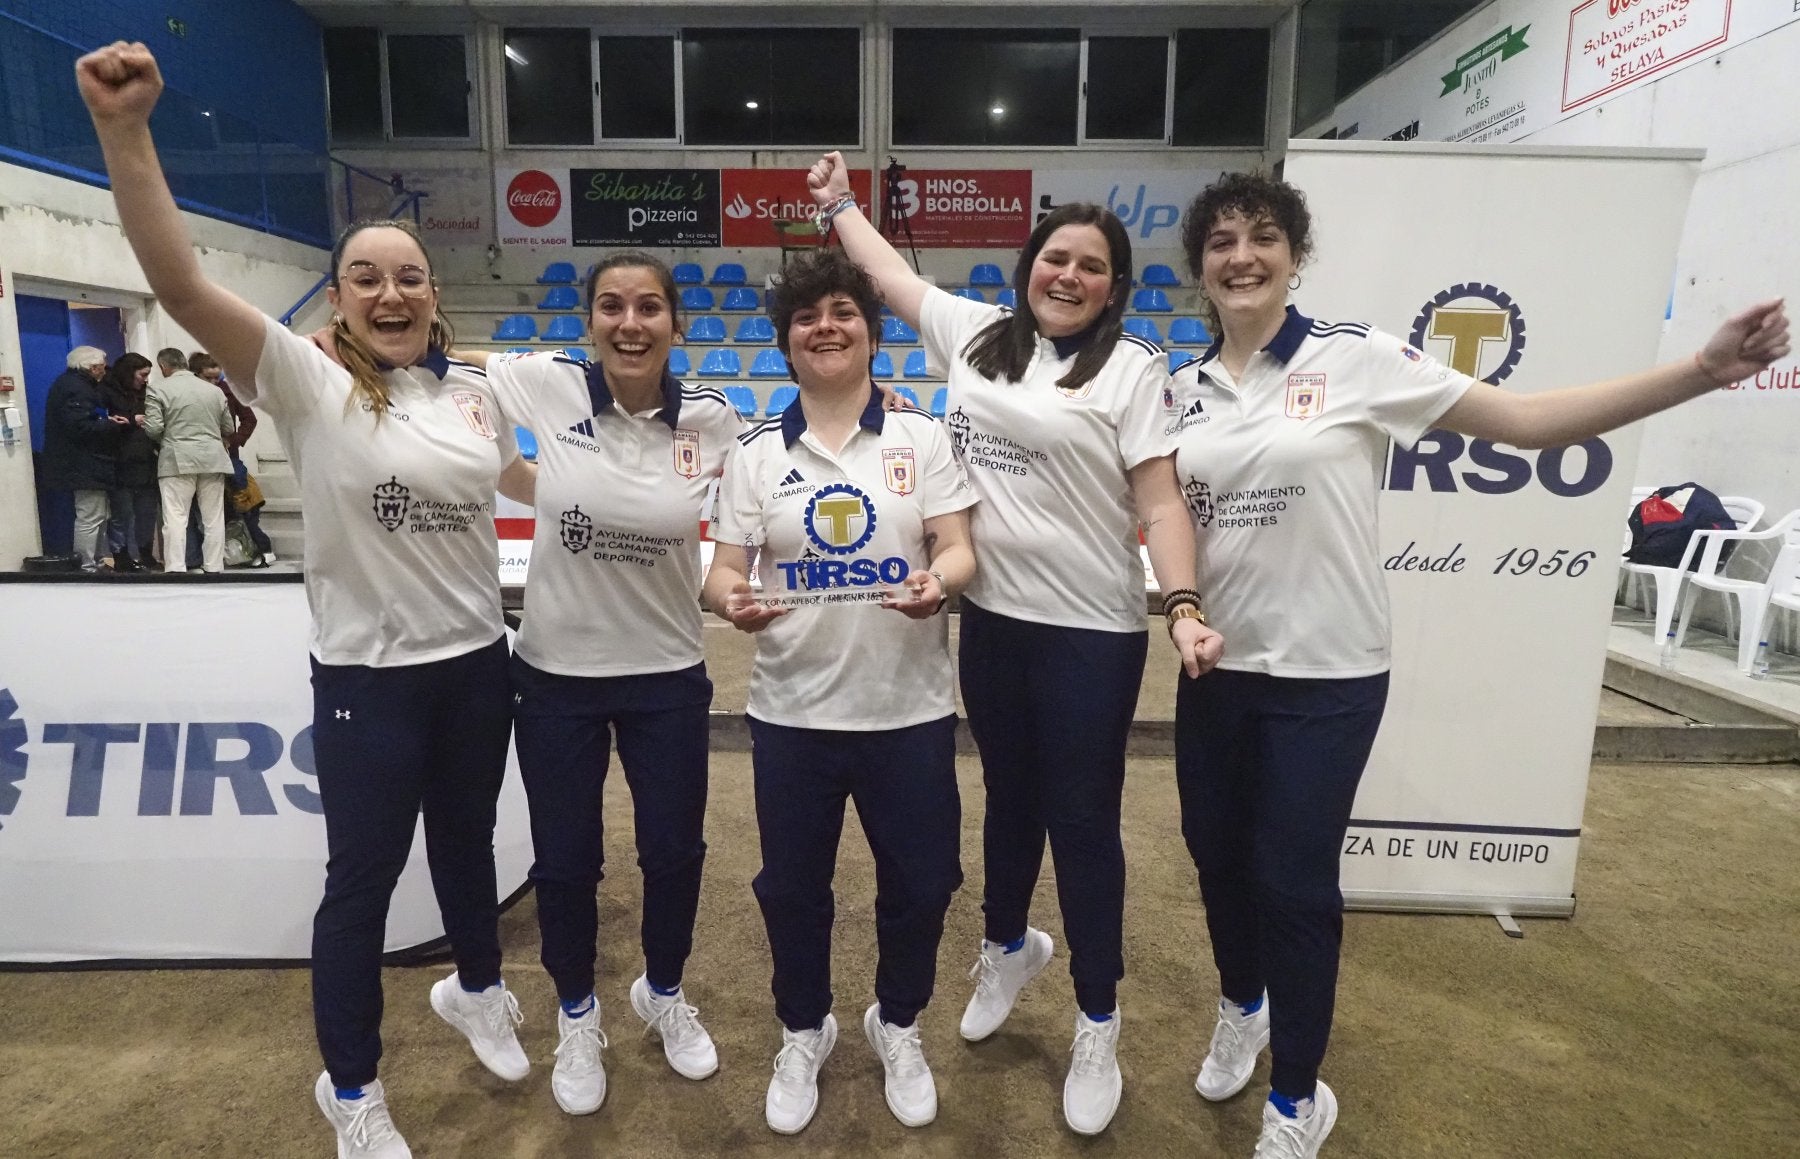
<box><xmin>76</xmin><ymin>43</ymin><xmax>267</xmax><ymax>385</ymax></box>
<box><xmin>807</xmin><ymin>152</ymin><xmax>931</xmax><ymax>328</ymax></box>
<box><xmin>1131</xmin><ymin>455</ymin><xmax>1224</xmax><ymax>678</ymax></box>
<box><xmin>1438</xmin><ymin>299</ymin><xmax>1789</xmax><ymax>449</ymax></box>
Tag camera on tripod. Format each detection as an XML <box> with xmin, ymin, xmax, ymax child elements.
<box><xmin>882</xmin><ymin>156</ymin><xmax>919</xmax><ymax>271</ymax></box>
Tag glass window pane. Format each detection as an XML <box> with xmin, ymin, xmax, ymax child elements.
<box><xmin>505</xmin><ymin>29</ymin><xmax>593</xmax><ymax>145</ymax></box>
<box><xmin>598</xmin><ymin>36</ymin><xmax>676</xmax><ymax>139</ymax></box>
<box><xmin>387</xmin><ymin>34</ymin><xmax>468</xmax><ymax>139</ymax></box>
<box><xmin>324</xmin><ymin>27</ymin><xmax>382</xmax><ymax>141</ymax></box>
<box><xmin>682</xmin><ymin>29</ymin><xmax>858</xmax><ymax>147</ymax></box>
<box><xmin>681</xmin><ymin>29</ymin><xmax>771</xmax><ymax>145</ymax></box>
<box><xmin>1172</xmin><ymin>28</ymin><xmax>1269</xmax><ymax>147</ymax></box>
<box><xmin>1085</xmin><ymin>36</ymin><xmax>1167</xmax><ymax>140</ymax></box>
<box><xmin>893</xmin><ymin>30</ymin><xmax>1078</xmax><ymax>147</ymax></box>
<box><xmin>768</xmin><ymin>29</ymin><xmax>858</xmax><ymax>145</ymax></box>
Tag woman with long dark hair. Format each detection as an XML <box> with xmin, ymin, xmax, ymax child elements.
<box><xmin>806</xmin><ymin>152</ymin><xmax>1223</xmax><ymax>1135</ymax></box>
<box><xmin>101</xmin><ymin>352</ymin><xmax>158</xmax><ymax>570</ymax></box>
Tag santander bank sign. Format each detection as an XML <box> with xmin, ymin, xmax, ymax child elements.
<box><xmin>497</xmin><ymin>167</ymin><xmax>570</xmax><ymax>245</ymax></box>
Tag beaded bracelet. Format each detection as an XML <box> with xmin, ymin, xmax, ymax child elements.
<box><xmin>818</xmin><ymin>194</ymin><xmax>858</xmax><ymax>239</ymax></box>
<box><xmin>1161</xmin><ymin>588</ymin><xmax>1203</xmax><ymax>616</ymax></box>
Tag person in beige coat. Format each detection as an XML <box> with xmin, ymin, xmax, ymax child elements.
<box><xmin>144</xmin><ymin>346</ymin><xmax>235</xmax><ymax>573</ymax></box>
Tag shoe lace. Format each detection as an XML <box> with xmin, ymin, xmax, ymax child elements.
<box><xmin>476</xmin><ymin>986</ymin><xmax>524</xmax><ymax>1040</ymax></box>
<box><xmin>772</xmin><ymin>1032</ymin><xmax>821</xmax><ymax>1084</ymax></box>
<box><xmin>1253</xmin><ymin>1112</ymin><xmax>1310</xmax><ymax>1159</ymax></box>
<box><xmin>555</xmin><ymin>1014</ymin><xmax>607</xmax><ymax>1075</ymax></box>
<box><xmin>1069</xmin><ymin>1021</ymin><xmax>1114</xmax><ymax>1079</ymax></box>
<box><xmin>342</xmin><ymin>1093</ymin><xmax>400</xmax><ymax>1149</ymax></box>
<box><xmin>967</xmin><ymin>947</ymin><xmax>1004</xmax><ymax>999</ymax></box>
<box><xmin>1210</xmin><ymin>1011</ymin><xmax>1249</xmax><ymax>1059</ymax></box>
<box><xmin>645</xmin><ymin>994</ymin><xmax>706</xmax><ymax>1050</ymax></box>
<box><xmin>877</xmin><ymin>1021</ymin><xmax>929</xmax><ymax>1081</ymax></box>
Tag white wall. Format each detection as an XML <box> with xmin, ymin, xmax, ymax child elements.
<box><xmin>0</xmin><ymin>161</ymin><xmax>331</xmax><ymax>569</ymax></box>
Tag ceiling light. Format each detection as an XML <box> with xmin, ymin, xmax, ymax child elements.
<box><xmin>745</xmin><ymin>100</ymin><xmax>759</xmax><ymax>109</ymax></box>
<box><xmin>990</xmin><ymin>105</ymin><xmax>1005</xmax><ymax>117</ymax></box>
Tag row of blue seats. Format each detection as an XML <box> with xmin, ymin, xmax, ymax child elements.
<box><xmin>499</xmin><ymin>344</ymin><xmax>1204</xmax><ymax>384</ymax></box>
<box><xmin>496</xmin><ymin>310</ymin><xmax>1208</xmax><ymax>345</ymax></box>
<box><xmin>534</xmin><ymin>259</ymin><xmax>1190</xmax><ymax>290</ymax></box>
<box><xmin>532</xmin><ymin>283</ymin><xmax>1185</xmax><ymax>314</ymax></box>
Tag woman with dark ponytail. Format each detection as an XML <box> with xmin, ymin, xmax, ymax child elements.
<box><xmin>81</xmin><ymin>41</ymin><xmax>536</xmax><ymax>1159</ymax></box>
<box><xmin>806</xmin><ymin>151</ymin><xmax>1224</xmax><ymax>1136</ymax></box>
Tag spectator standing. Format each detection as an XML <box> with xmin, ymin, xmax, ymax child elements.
<box><xmin>42</xmin><ymin>345</ymin><xmax>125</xmax><ymax>572</ymax></box>
<box><xmin>144</xmin><ymin>345</ymin><xmax>233</xmax><ymax>573</ymax></box>
<box><xmin>102</xmin><ymin>352</ymin><xmax>159</xmax><ymax>571</ymax></box>
<box><xmin>192</xmin><ymin>351</ymin><xmax>274</xmax><ymax>565</ymax></box>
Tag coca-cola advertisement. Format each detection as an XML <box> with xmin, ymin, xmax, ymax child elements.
<box><xmin>569</xmin><ymin>168</ymin><xmax>721</xmax><ymax>248</ymax></box>
<box><xmin>719</xmin><ymin>168</ymin><xmax>875</xmax><ymax>248</ymax></box>
<box><xmin>495</xmin><ymin>167</ymin><xmax>571</xmax><ymax>247</ymax></box>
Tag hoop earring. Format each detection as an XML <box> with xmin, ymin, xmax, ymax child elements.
<box><xmin>1288</xmin><ymin>274</ymin><xmax>1302</xmax><ymax>291</ymax></box>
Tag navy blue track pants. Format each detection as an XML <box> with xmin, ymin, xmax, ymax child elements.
<box><xmin>1175</xmin><ymin>666</ymin><xmax>1389</xmax><ymax>1097</ymax></box>
<box><xmin>310</xmin><ymin>635</ymin><xmax>512</xmax><ymax>1088</ymax></box>
<box><xmin>957</xmin><ymin>599</ymin><xmax>1147</xmax><ymax>1017</ymax></box>
<box><xmin>749</xmin><ymin>714</ymin><xmax>962</xmax><ymax>1031</ymax></box>
<box><xmin>511</xmin><ymin>657</ymin><xmax>711</xmax><ymax>1002</ymax></box>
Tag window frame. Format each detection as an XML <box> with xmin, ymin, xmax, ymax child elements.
<box><xmin>593</xmin><ymin>31</ymin><xmax>683</xmax><ymax>146</ymax></box>
<box><xmin>325</xmin><ymin>26</ymin><xmax>478</xmax><ymax>148</ymax></box>
<box><xmin>1077</xmin><ymin>33</ymin><xmax>1176</xmax><ymax>146</ymax></box>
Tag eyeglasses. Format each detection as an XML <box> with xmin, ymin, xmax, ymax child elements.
<box><xmin>338</xmin><ymin>262</ymin><xmax>433</xmax><ymax>300</ymax></box>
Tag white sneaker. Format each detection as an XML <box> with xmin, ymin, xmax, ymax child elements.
<box><xmin>960</xmin><ymin>927</ymin><xmax>1054</xmax><ymax>1041</ymax></box>
<box><xmin>429</xmin><ymin>973</ymin><xmax>530</xmax><ymax>1081</ymax></box>
<box><xmin>551</xmin><ymin>1000</ymin><xmax>608</xmax><ymax>1115</ymax></box>
<box><xmin>765</xmin><ymin>1013</ymin><xmax>838</xmax><ymax>1135</ymax></box>
<box><xmin>1197</xmin><ymin>995</ymin><xmax>1270</xmax><ymax>1101</ymax></box>
<box><xmin>1254</xmin><ymin>1082</ymin><xmax>1339</xmax><ymax>1158</ymax></box>
<box><xmin>1063</xmin><ymin>1009</ymin><xmax>1123</xmax><ymax>1136</ymax></box>
<box><xmin>313</xmin><ymin>1071</ymin><xmax>412</xmax><ymax>1159</ymax></box>
<box><xmin>630</xmin><ymin>974</ymin><xmax>719</xmax><ymax>1080</ymax></box>
<box><xmin>862</xmin><ymin>1003</ymin><xmax>937</xmax><ymax>1127</ymax></box>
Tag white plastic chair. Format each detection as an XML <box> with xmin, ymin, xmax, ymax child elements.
<box><xmin>1620</xmin><ymin>494</ymin><xmax>1764</xmax><ymax>649</ymax></box>
<box><xmin>1674</xmin><ymin>508</ymin><xmax>1800</xmax><ymax>673</ymax></box>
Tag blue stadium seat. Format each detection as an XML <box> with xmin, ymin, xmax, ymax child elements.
<box><xmin>749</xmin><ymin>349</ymin><xmax>789</xmax><ymax>378</ymax></box>
<box><xmin>929</xmin><ymin>387</ymin><xmax>948</xmax><ymax>418</ymax></box>
<box><xmin>491</xmin><ymin>315</ymin><xmax>536</xmax><ymax>341</ymax></box>
<box><xmin>765</xmin><ymin>385</ymin><xmax>799</xmax><ymax>415</ymax></box>
<box><xmin>893</xmin><ymin>386</ymin><xmax>920</xmax><ymax>409</ymax></box>
<box><xmin>723</xmin><ymin>385</ymin><xmax>758</xmax><ymax>417</ymax></box>
<box><xmin>710</xmin><ymin>263</ymin><xmax>747</xmax><ymax>286</ymax></box>
<box><xmin>1132</xmin><ymin>288</ymin><xmax>1173</xmax><ymax>312</ymax></box>
<box><xmin>686</xmin><ymin>317</ymin><xmax>726</xmax><ymax>343</ymax></box>
<box><xmin>515</xmin><ymin>427</ymin><xmax>539</xmax><ymax>461</ymax></box>
<box><xmin>1168</xmin><ymin>351</ymin><xmax>1199</xmax><ymax>374</ymax></box>
<box><xmin>697</xmin><ymin>349</ymin><xmax>741</xmax><ymax>377</ymax></box>
<box><xmin>542</xmin><ymin>316</ymin><xmax>585</xmax><ymax>342</ymax></box>
<box><xmin>672</xmin><ymin>262</ymin><xmax>703</xmax><ymax>285</ymax></box>
<box><xmin>668</xmin><ymin>348</ymin><xmax>692</xmax><ymax>377</ymax></box>
<box><xmin>903</xmin><ymin>351</ymin><xmax>930</xmax><ymax>378</ymax></box>
<box><xmin>505</xmin><ymin>346</ymin><xmax>535</xmax><ymax>354</ymax></box>
<box><xmin>953</xmin><ymin>288</ymin><xmax>986</xmax><ymax>303</ymax></box>
<box><xmin>870</xmin><ymin>351</ymin><xmax>894</xmax><ymax>378</ymax></box>
<box><xmin>1169</xmin><ymin>318</ymin><xmax>1213</xmax><ymax>345</ymax></box>
<box><xmin>680</xmin><ymin>287</ymin><xmax>715</xmax><ymax>311</ymax></box>
<box><xmin>995</xmin><ymin>288</ymin><xmax>1017</xmax><ymax>309</ymax></box>
<box><xmin>560</xmin><ymin>347</ymin><xmax>588</xmax><ymax>362</ymax></box>
<box><xmin>1123</xmin><ymin>318</ymin><xmax>1163</xmax><ymax>345</ymax></box>
<box><xmin>537</xmin><ymin>286</ymin><xmax>579</xmax><ymax>310</ymax></box>
<box><xmin>733</xmin><ymin>316</ymin><xmax>776</xmax><ymax>344</ymax></box>
<box><xmin>882</xmin><ymin>317</ymin><xmax>919</xmax><ymax>344</ymax></box>
<box><xmin>537</xmin><ymin>261</ymin><xmax>577</xmax><ymax>285</ymax></box>
<box><xmin>968</xmin><ymin>263</ymin><xmax>1006</xmax><ymax>286</ymax></box>
<box><xmin>1141</xmin><ymin>264</ymin><xmax>1180</xmax><ymax>287</ymax></box>
<box><xmin>722</xmin><ymin>287</ymin><xmax>760</xmax><ymax>311</ymax></box>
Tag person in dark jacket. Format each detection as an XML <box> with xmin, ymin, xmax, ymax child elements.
<box><xmin>103</xmin><ymin>352</ymin><xmax>159</xmax><ymax>571</ymax></box>
<box><xmin>42</xmin><ymin>346</ymin><xmax>127</xmax><ymax>572</ymax></box>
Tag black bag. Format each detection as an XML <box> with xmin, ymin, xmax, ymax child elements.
<box><xmin>1625</xmin><ymin>483</ymin><xmax>1738</xmax><ymax>570</ymax></box>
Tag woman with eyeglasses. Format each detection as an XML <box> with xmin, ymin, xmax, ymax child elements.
<box><xmin>81</xmin><ymin>42</ymin><xmax>536</xmax><ymax>1159</ymax></box>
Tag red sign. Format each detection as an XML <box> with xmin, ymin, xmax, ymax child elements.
<box><xmin>719</xmin><ymin>169</ymin><xmax>874</xmax><ymax>248</ymax></box>
<box><xmin>883</xmin><ymin>169</ymin><xmax>1032</xmax><ymax>248</ymax></box>
<box><xmin>506</xmin><ymin>170</ymin><xmax>563</xmax><ymax>228</ymax></box>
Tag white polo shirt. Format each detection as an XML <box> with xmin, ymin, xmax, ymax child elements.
<box><xmin>486</xmin><ymin>352</ymin><xmax>743</xmax><ymax>677</ymax></box>
<box><xmin>241</xmin><ymin>316</ymin><xmax>516</xmax><ymax>667</ymax></box>
<box><xmin>714</xmin><ymin>390</ymin><xmax>975</xmax><ymax>730</ymax></box>
<box><xmin>1170</xmin><ymin>307</ymin><xmax>1475</xmax><ymax>678</ymax></box>
<box><xmin>917</xmin><ymin>286</ymin><xmax>1180</xmax><ymax>632</ymax></box>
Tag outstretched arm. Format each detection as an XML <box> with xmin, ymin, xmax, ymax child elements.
<box><xmin>806</xmin><ymin>152</ymin><xmax>932</xmax><ymax>328</ymax></box>
<box><xmin>1438</xmin><ymin>300</ymin><xmax>1789</xmax><ymax>449</ymax></box>
<box><xmin>76</xmin><ymin>42</ymin><xmax>267</xmax><ymax>385</ymax></box>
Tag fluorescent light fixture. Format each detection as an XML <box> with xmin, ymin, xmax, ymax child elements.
<box><xmin>990</xmin><ymin>105</ymin><xmax>1005</xmax><ymax>117</ymax></box>
<box><xmin>745</xmin><ymin>100</ymin><xmax>759</xmax><ymax>109</ymax></box>
<box><xmin>504</xmin><ymin>45</ymin><xmax>527</xmax><ymax>66</ymax></box>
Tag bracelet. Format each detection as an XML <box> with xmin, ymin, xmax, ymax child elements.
<box><xmin>1166</xmin><ymin>603</ymin><xmax>1206</xmax><ymax>636</ymax></box>
<box><xmin>1161</xmin><ymin>588</ymin><xmax>1202</xmax><ymax>616</ymax></box>
<box><xmin>929</xmin><ymin>570</ymin><xmax>948</xmax><ymax>614</ymax></box>
<box><xmin>818</xmin><ymin>194</ymin><xmax>858</xmax><ymax>238</ymax></box>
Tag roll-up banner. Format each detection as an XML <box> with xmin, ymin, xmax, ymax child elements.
<box><xmin>1281</xmin><ymin>141</ymin><xmax>1699</xmax><ymax>916</ymax></box>
<box><xmin>0</xmin><ymin>581</ymin><xmax>534</xmax><ymax>962</ymax></box>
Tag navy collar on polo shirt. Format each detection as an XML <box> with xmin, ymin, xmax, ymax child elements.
<box><xmin>781</xmin><ymin>382</ymin><xmax>886</xmax><ymax>447</ymax></box>
<box><xmin>1049</xmin><ymin>321</ymin><xmax>1100</xmax><ymax>361</ymax></box>
<box><xmin>582</xmin><ymin>359</ymin><xmax>684</xmax><ymax>429</ymax></box>
<box><xmin>1197</xmin><ymin>305</ymin><xmax>1312</xmax><ymax>367</ymax></box>
<box><xmin>374</xmin><ymin>347</ymin><xmax>450</xmax><ymax>378</ymax></box>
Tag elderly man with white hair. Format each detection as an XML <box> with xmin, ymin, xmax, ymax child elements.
<box><xmin>42</xmin><ymin>345</ymin><xmax>129</xmax><ymax>572</ymax></box>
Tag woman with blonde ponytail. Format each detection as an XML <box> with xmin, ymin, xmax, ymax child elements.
<box><xmin>81</xmin><ymin>41</ymin><xmax>537</xmax><ymax>1159</ymax></box>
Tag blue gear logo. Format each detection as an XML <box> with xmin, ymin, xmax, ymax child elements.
<box><xmin>1408</xmin><ymin>283</ymin><xmax>1526</xmax><ymax>385</ymax></box>
<box><xmin>803</xmin><ymin>483</ymin><xmax>878</xmax><ymax>556</ymax></box>
<box><xmin>0</xmin><ymin>688</ymin><xmax>27</xmax><ymax>829</ymax></box>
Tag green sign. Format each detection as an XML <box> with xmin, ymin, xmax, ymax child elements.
<box><xmin>1439</xmin><ymin>25</ymin><xmax>1529</xmax><ymax>95</ymax></box>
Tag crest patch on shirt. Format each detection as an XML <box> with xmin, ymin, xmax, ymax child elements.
<box><xmin>452</xmin><ymin>390</ymin><xmax>497</xmax><ymax>440</ymax></box>
<box><xmin>1284</xmin><ymin>373</ymin><xmax>1326</xmax><ymax>420</ymax></box>
<box><xmin>673</xmin><ymin>428</ymin><xmax>701</xmax><ymax>479</ymax></box>
<box><xmin>883</xmin><ymin>447</ymin><xmax>916</xmax><ymax>496</ymax></box>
